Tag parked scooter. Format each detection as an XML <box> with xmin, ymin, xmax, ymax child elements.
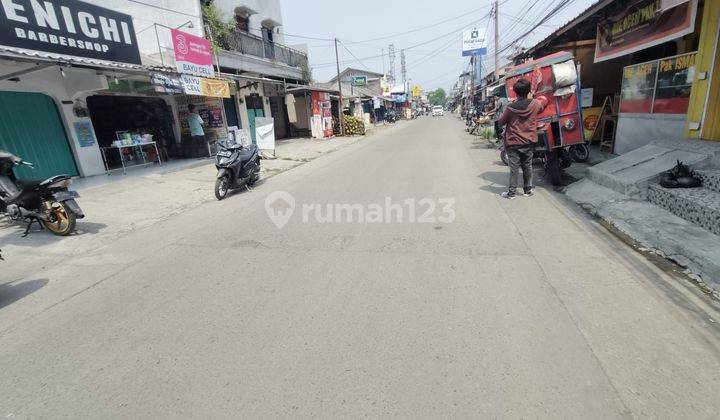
<box><xmin>385</xmin><ymin>110</ymin><xmax>398</xmax><ymax>123</ymax></box>
<box><xmin>214</xmin><ymin>140</ymin><xmax>261</xmax><ymax>200</ymax></box>
<box><xmin>0</xmin><ymin>150</ymin><xmax>84</xmax><ymax>236</ymax></box>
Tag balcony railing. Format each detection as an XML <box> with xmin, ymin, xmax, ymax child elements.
<box><xmin>223</xmin><ymin>31</ymin><xmax>308</xmax><ymax>70</ymax></box>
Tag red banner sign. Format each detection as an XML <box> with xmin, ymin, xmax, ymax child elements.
<box><xmin>594</xmin><ymin>0</ymin><xmax>697</xmax><ymax>63</ymax></box>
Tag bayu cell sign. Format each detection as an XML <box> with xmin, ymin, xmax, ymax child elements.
<box><xmin>0</xmin><ymin>0</ymin><xmax>141</xmax><ymax>65</ymax></box>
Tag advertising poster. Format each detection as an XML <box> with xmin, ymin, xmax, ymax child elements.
<box><xmin>582</xmin><ymin>107</ymin><xmax>603</xmax><ymax>140</ymax></box>
<box><xmin>171</xmin><ymin>29</ymin><xmax>214</xmax><ymax>77</ymax></box>
<box><xmin>74</xmin><ymin>121</ymin><xmax>96</xmax><ymax>147</ymax></box>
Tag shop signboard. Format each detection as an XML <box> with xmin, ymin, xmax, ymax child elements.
<box><xmin>351</xmin><ymin>76</ymin><xmax>367</xmax><ymax>86</ymax></box>
<box><xmin>151</xmin><ymin>73</ymin><xmax>184</xmax><ymax>94</ymax></box>
<box><xmin>171</xmin><ymin>29</ymin><xmax>214</xmax><ymax>77</ymax></box>
<box><xmin>462</xmin><ymin>28</ymin><xmax>487</xmax><ymax>57</ymax></box>
<box><xmin>180</xmin><ymin>75</ymin><xmax>230</xmax><ymax>98</ymax></box>
<box><xmin>594</xmin><ymin>0</ymin><xmax>697</xmax><ymax>63</ymax></box>
<box><xmin>0</xmin><ymin>0</ymin><xmax>141</xmax><ymax>65</ymax></box>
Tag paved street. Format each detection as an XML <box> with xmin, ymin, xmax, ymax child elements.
<box><xmin>1</xmin><ymin>116</ymin><xmax>719</xmax><ymax>418</ymax></box>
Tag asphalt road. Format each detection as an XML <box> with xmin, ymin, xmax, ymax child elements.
<box><xmin>1</xmin><ymin>116</ymin><xmax>719</xmax><ymax>418</ymax></box>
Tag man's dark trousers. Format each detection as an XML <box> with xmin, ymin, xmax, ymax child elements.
<box><xmin>507</xmin><ymin>145</ymin><xmax>534</xmax><ymax>196</ymax></box>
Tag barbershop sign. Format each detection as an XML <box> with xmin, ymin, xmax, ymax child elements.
<box><xmin>0</xmin><ymin>0</ymin><xmax>142</xmax><ymax>65</ymax></box>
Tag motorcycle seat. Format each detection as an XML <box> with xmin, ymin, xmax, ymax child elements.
<box><xmin>15</xmin><ymin>179</ymin><xmax>44</xmax><ymax>190</ymax></box>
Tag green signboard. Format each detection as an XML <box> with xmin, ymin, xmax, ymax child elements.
<box><xmin>351</xmin><ymin>76</ymin><xmax>367</xmax><ymax>86</ymax></box>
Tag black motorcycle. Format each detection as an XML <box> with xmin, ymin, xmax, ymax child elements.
<box><xmin>0</xmin><ymin>151</ymin><xmax>84</xmax><ymax>236</ymax></box>
<box><xmin>214</xmin><ymin>140</ymin><xmax>261</xmax><ymax>200</ymax></box>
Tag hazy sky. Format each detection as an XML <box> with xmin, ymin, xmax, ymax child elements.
<box><xmin>280</xmin><ymin>0</ymin><xmax>597</xmax><ymax>92</ymax></box>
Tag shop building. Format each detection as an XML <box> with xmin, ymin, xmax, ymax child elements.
<box><xmin>514</xmin><ymin>0</ymin><xmax>718</xmax><ymax>154</ymax></box>
<box><xmin>206</xmin><ymin>0</ymin><xmax>310</xmax><ymax>142</ymax></box>
<box><xmin>0</xmin><ymin>0</ymin><xmax>209</xmax><ymax>178</ymax></box>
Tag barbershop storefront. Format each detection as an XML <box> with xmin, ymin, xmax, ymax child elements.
<box><xmin>0</xmin><ymin>0</ymin><xmax>145</xmax><ymax>178</ymax></box>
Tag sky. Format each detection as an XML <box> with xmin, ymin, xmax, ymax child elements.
<box><xmin>280</xmin><ymin>0</ymin><xmax>598</xmax><ymax>93</ymax></box>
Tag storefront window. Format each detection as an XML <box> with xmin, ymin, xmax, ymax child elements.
<box><xmin>653</xmin><ymin>53</ymin><xmax>696</xmax><ymax>114</ymax></box>
<box><xmin>620</xmin><ymin>61</ymin><xmax>657</xmax><ymax>113</ymax></box>
<box><xmin>619</xmin><ymin>52</ymin><xmax>696</xmax><ymax>115</ymax></box>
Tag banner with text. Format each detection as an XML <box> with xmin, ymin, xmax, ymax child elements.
<box><xmin>594</xmin><ymin>0</ymin><xmax>697</xmax><ymax>63</ymax></box>
<box><xmin>0</xmin><ymin>0</ymin><xmax>141</xmax><ymax>65</ymax></box>
<box><xmin>181</xmin><ymin>75</ymin><xmax>230</xmax><ymax>98</ymax></box>
<box><xmin>172</xmin><ymin>29</ymin><xmax>214</xmax><ymax>77</ymax></box>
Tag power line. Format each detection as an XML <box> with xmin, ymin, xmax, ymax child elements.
<box><xmin>339</xmin><ymin>40</ymin><xmax>372</xmax><ymax>72</ymax></box>
<box><xmin>124</xmin><ymin>0</ymin><xmax>200</xmax><ymax>18</ymax></box>
<box><xmin>311</xmin><ymin>12</ymin><xmax>492</xmax><ymax>69</ymax></box>
<box><xmin>343</xmin><ymin>2</ymin><xmax>497</xmax><ymax>45</ymax></box>
<box><xmin>282</xmin><ymin>33</ymin><xmax>335</xmax><ymax>42</ymax></box>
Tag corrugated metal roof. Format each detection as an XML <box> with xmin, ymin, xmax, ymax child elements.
<box><xmin>0</xmin><ymin>46</ymin><xmax>171</xmax><ymax>73</ymax></box>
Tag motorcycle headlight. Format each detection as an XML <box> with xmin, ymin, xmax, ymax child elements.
<box><xmin>218</xmin><ymin>156</ymin><xmax>233</xmax><ymax>165</ymax></box>
<box><xmin>49</xmin><ymin>179</ymin><xmax>71</xmax><ymax>189</ymax></box>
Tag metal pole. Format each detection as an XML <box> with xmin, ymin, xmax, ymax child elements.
<box><xmin>334</xmin><ymin>38</ymin><xmax>345</xmax><ymax>136</ymax></box>
<box><xmin>494</xmin><ymin>0</ymin><xmax>499</xmax><ymax>77</ymax></box>
<box><xmin>154</xmin><ymin>24</ymin><xmax>164</xmax><ymax>66</ymax></box>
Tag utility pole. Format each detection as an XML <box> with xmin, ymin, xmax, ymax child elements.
<box><xmin>334</xmin><ymin>38</ymin><xmax>345</xmax><ymax>136</ymax></box>
<box><xmin>388</xmin><ymin>43</ymin><xmax>396</xmax><ymax>84</ymax></box>
<box><xmin>494</xmin><ymin>0</ymin><xmax>499</xmax><ymax>78</ymax></box>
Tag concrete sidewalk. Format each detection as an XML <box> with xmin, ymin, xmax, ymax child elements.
<box><xmin>0</xmin><ymin>122</ymin><xmax>404</xmax><ymax>282</ymax></box>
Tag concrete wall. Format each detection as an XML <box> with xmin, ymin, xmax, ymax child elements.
<box><xmin>615</xmin><ymin>113</ymin><xmax>687</xmax><ymax>154</ymax></box>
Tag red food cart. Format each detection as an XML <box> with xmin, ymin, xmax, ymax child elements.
<box><xmin>503</xmin><ymin>51</ymin><xmax>586</xmax><ymax>184</ymax></box>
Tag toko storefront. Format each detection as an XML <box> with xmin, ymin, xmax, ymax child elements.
<box><xmin>0</xmin><ymin>0</ymin><xmax>148</xmax><ymax>179</ymax></box>
<box><xmin>0</xmin><ymin>0</ymin><xmax>226</xmax><ymax>179</ymax></box>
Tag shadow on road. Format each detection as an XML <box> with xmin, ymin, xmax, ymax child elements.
<box><xmin>0</xmin><ymin>278</ymin><xmax>48</xmax><ymax>309</ymax></box>
<box><xmin>0</xmin><ymin>217</ymin><xmax>107</xmax><ymax>247</ymax></box>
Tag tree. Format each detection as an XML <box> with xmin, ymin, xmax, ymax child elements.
<box><xmin>428</xmin><ymin>88</ymin><xmax>447</xmax><ymax>106</ymax></box>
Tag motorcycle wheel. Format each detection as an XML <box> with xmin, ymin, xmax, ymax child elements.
<box><xmin>215</xmin><ymin>175</ymin><xmax>230</xmax><ymax>200</ymax></box>
<box><xmin>570</xmin><ymin>144</ymin><xmax>590</xmax><ymax>162</ymax></box>
<box><xmin>545</xmin><ymin>151</ymin><xmax>563</xmax><ymax>186</ymax></box>
<box><xmin>41</xmin><ymin>201</ymin><xmax>76</xmax><ymax>236</ymax></box>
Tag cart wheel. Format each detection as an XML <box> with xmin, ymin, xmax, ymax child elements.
<box><xmin>570</xmin><ymin>144</ymin><xmax>590</xmax><ymax>162</ymax></box>
<box><xmin>546</xmin><ymin>151</ymin><xmax>563</xmax><ymax>186</ymax></box>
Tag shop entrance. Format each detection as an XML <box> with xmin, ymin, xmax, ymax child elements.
<box><xmin>0</xmin><ymin>91</ymin><xmax>78</xmax><ymax>180</ymax></box>
<box><xmin>245</xmin><ymin>94</ymin><xmax>265</xmax><ymax>143</ymax></box>
<box><xmin>86</xmin><ymin>95</ymin><xmax>177</xmax><ymax>170</ymax></box>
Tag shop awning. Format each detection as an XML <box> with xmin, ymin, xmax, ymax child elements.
<box><xmin>0</xmin><ymin>46</ymin><xmax>167</xmax><ymax>74</ymax></box>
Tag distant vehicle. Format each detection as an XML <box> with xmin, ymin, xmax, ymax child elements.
<box><xmin>432</xmin><ymin>106</ymin><xmax>444</xmax><ymax>116</ymax></box>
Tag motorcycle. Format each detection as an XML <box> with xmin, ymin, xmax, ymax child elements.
<box><xmin>385</xmin><ymin>111</ymin><xmax>398</xmax><ymax>123</ymax></box>
<box><xmin>214</xmin><ymin>140</ymin><xmax>261</xmax><ymax>200</ymax></box>
<box><xmin>0</xmin><ymin>150</ymin><xmax>84</xmax><ymax>236</ymax></box>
